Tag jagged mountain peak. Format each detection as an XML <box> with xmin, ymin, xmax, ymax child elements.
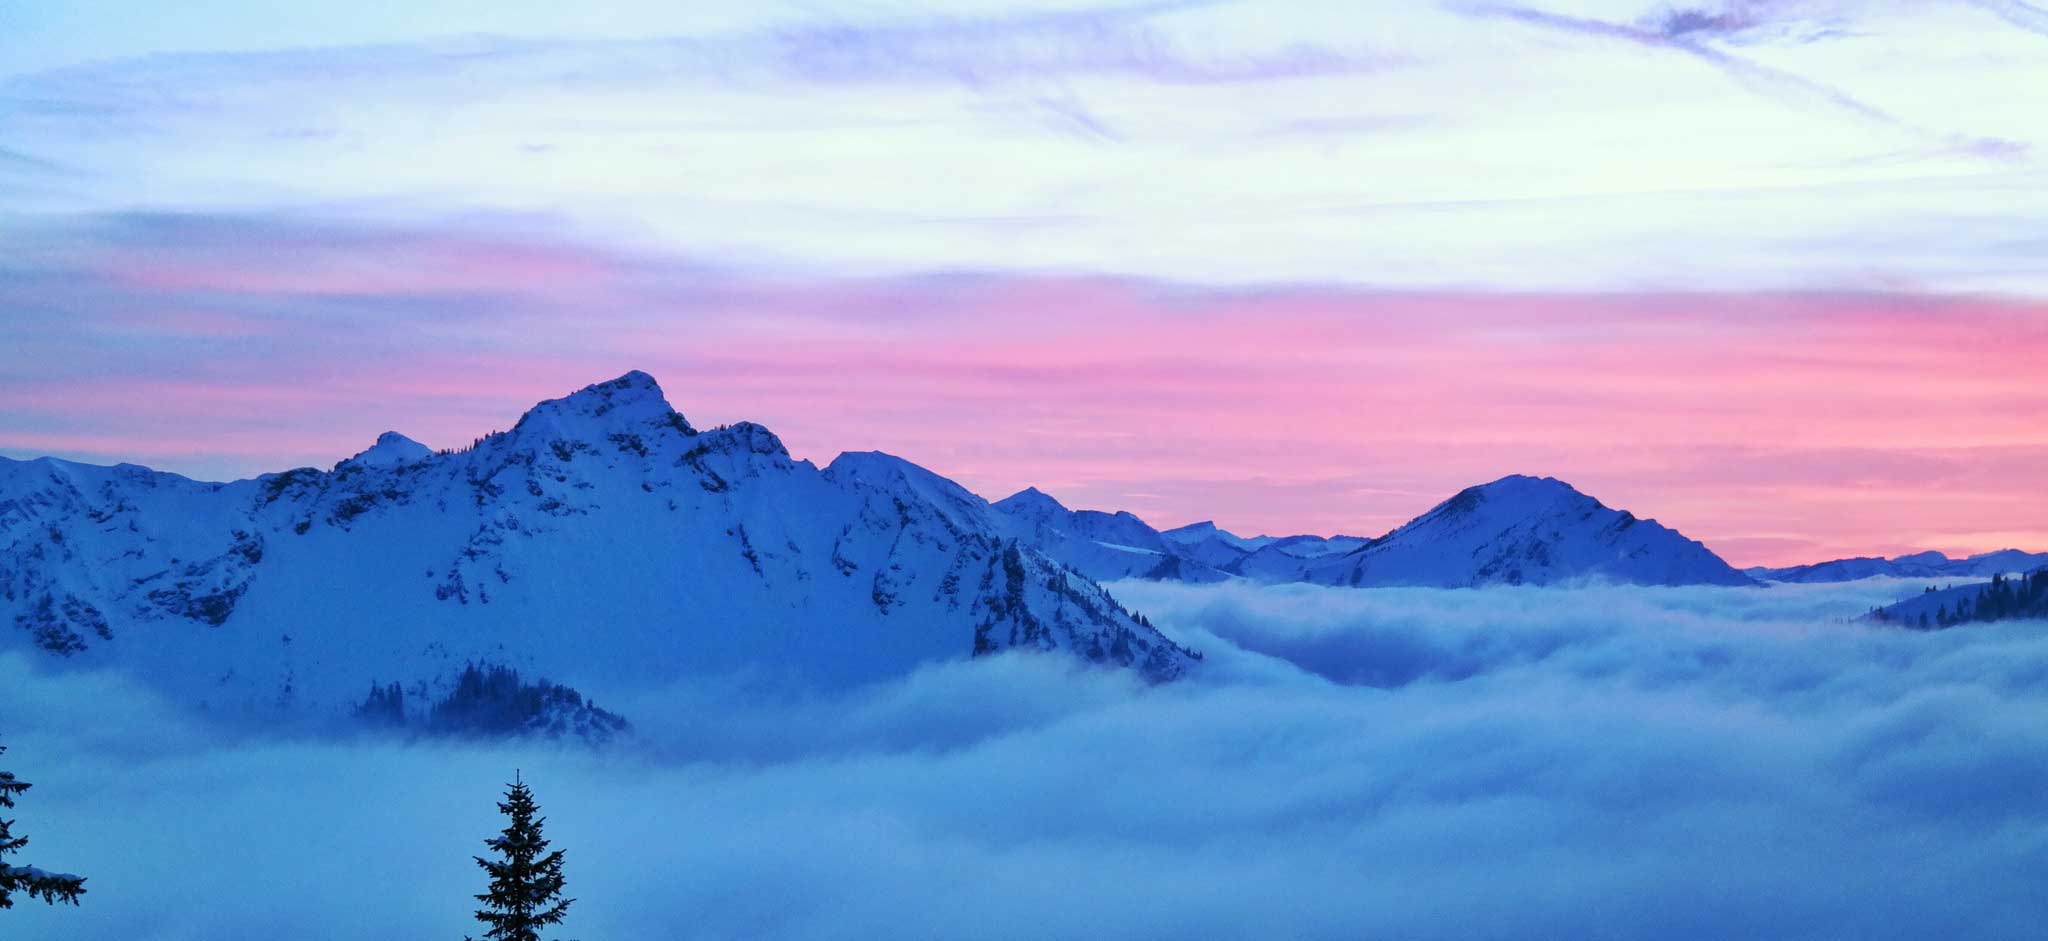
<box><xmin>991</xmin><ymin>489</ymin><xmax>1171</xmax><ymax>541</ymax></box>
<box><xmin>983</xmin><ymin>487</ymin><xmax>1234</xmax><ymax>584</ymax></box>
<box><xmin>509</xmin><ymin>370</ymin><xmax>694</xmax><ymax>441</ymax></box>
<box><xmin>341</xmin><ymin>431</ymin><xmax>433</xmax><ymax>470</ymax></box>
<box><xmin>705</xmin><ymin>420</ymin><xmax>790</xmax><ymax>458</ymax></box>
<box><xmin>1162</xmin><ymin>520</ymin><xmax>1222</xmax><ymax>540</ymax></box>
<box><xmin>994</xmin><ymin>486</ymin><xmax>1070</xmax><ymax>516</ymax></box>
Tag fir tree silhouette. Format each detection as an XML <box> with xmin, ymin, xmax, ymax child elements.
<box><xmin>0</xmin><ymin>744</ymin><xmax>87</xmax><ymax>908</ymax></box>
<box><xmin>467</xmin><ymin>771</ymin><xmax>572</xmax><ymax>941</ymax></box>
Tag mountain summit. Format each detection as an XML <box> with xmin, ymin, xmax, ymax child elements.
<box><xmin>999</xmin><ymin>476</ymin><xmax>1751</xmax><ymax>590</ymax></box>
<box><xmin>1254</xmin><ymin>475</ymin><xmax>1755</xmax><ymax>588</ymax></box>
<box><xmin>993</xmin><ymin>487</ymin><xmax>1229</xmax><ymax>584</ymax></box>
<box><xmin>1</xmin><ymin>371</ymin><xmax>1765</xmax><ymax>727</ymax></box>
<box><xmin>342</xmin><ymin>431</ymin><xmax>433</xmax><ymax>469</ymax></box>
<box><xmin>0</xmin><ymin>372</ymin><xmax>1199</xmax><ymax>722</ymax></box>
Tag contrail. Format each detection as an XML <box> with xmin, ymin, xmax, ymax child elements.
<box><xmin>1455</xmin><ymin>3</ymin><xmax>1900</xmax><ymax>125</ymax></box>
<box><xmin>1451</xmin><ymin>2</ymin><xmax>2030</xmax><ymax>160</ymax></box>
<box><xmin>1962</xmin><ymin>0</ymin><xmax>2048</xmax><ymax>38</ymax></box>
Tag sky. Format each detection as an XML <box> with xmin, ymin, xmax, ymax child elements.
<box><xmin>9</xmin><ymin>577</ymin><xmax>2048</xmax><ymax>939</ymax></box>
<box><xmin>3</xmin><ymin>0</ymin><xmax>2047</xmax><ymax>566</ymax></box>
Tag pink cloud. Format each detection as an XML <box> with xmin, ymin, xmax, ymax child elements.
<box><xmin>88</xmin><ymin>225</ymin><xmax>624</xmax><ymax>297</ymax></box>
<box><xmin>7</xmin><ymin>219</ymin><xmax>2047</xmax><ymax>567</ymax></box>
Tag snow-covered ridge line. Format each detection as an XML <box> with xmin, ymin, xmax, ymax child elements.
<box><xmin>995</xmin><ymin>474</ymin><xmax>1757</xmax><ymax>589</ymax></box>
<box><xmin>1750</xmin><ymin>549</ymin><xmax>2048</xmax><ymax>584</ymax></box>
<box><xmin>3</xmin><ymin>368</ymin><xmax>1787</xmax><ymax>728</ymax></box>
<box><xmin>1</xmin><ymin>371</ymin><xmax>1200</xmax><ymax>729</ymax></box>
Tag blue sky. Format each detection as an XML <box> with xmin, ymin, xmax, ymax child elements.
<box><xmin>6</xmin><ymin>0</ymin><xmax>2046</xmax><ymax>290</ymax></box>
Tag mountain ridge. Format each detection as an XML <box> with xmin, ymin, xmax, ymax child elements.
<box><xmin>1750</xmin><ymin>548</ymin><xmax>2048</xmax><ymax>583</ymax></box>
<box><xmin>3</xmin><ymin>371</ymin><xmax>1787</xmax><ymax>720</ymax></box>
<box><xmin>1279</xmin><ymin>475</ymin><xmax>1757</xmax><ymax>588</ymax></box>
<box><xmin>1</xmin><ymin>372</ymin><xmax>1201</xmax><ymax>727</ymax></box>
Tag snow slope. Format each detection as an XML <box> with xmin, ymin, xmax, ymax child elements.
<box><xmin>0</xmin><ymin>372</ymin><xmax>1199</xmax><ymax>720</ymax></box>
<box><xmin>1159</xmin><ymin>524</ymin><xmax>1262</xmax><ymax>571</ymax></box>
<box><xmin>1161</xmin><ymin>521</ymin><xmax>1277</xmax><ymax>554</ymax></box>
<box><xmin>1159</xmin><ymin>521</ymin><xmax>1370</xmax><ymax>574</ymax></box>
<box><xmin>992</xmin><ymin>488</ymin><xmax>1230</xmax><ymax>584</ymax></box>
<box><xmin>1005</xmin><ymin>477</ymin><xmax>1751</xmax><ymax>590</ymax></box>
<box><xmin>341</xmin><ymin>431</ymin><xmax>434</xmax><ymax>469</ymax></box>
<box><xmin>1272</xmin><ymin>475</ymin><xmax>1757</xmax><ymax>588</ymax></box>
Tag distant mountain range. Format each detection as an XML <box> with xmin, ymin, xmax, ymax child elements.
<box><xmin>1271</xmin><ymin>476</ymin><xmax>1753</xmax><ymax>588</ymax></box>
<box><xmin>18</xmin><ymin>369</ymin><xmax>2007</xmax><ymax>732</ymax></box>
<box><xmin>999</xmin><ymin>474</ymin><xmax>1756</xmax><ymax>588</ymax></box>
<box><xmin>1747</xmin><ymin>550</ymin><xmax>2048</xmax><ymax>584</ymax></box>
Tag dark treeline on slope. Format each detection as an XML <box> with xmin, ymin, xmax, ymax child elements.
<box><xmin>1876</xmin><ymin>569</ymin><xmax>2048</xmax><ymax>630</ymax></box>
<box><xmin>357</xmin><ymin>663</ymin><xmax>629</xmax><ymax>743</ymax></box>
<box><xmin>0</xmin><ymin>744</ymin><xmax>85</xmax><ymax>910</ymax></box>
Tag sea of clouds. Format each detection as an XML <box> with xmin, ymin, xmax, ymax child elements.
<box><xmin>6</xmin><ymin>578</ymin><xmax>2047</xmax><ymax>939</ymax></box>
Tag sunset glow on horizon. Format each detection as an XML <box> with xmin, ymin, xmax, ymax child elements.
<box><xmin>5</xmin><ymin>0</ymin><xmax>2047</xmax><ymax>568</ymax></box>
<box><xmin>5</xmin><ymin>211</ymin><xmax>2045</xmax><ymax>567</ymax></box>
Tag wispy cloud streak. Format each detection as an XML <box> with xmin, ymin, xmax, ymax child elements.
<box><xmin>2</xmin><ymin>3</ymin><xmax>2042</xmax><ymax>291</ymax></box>
<box><xmin>1455</xmin><ymin>2</ymin><xmax>2025</xmax><ymax>157</ymax></box>
<box><xmin>1965</xmin><ymin>0</ymin><xmax>2048</xmax><ymax>37</ymax></box>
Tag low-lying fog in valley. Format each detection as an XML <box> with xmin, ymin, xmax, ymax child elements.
<box><xmin>9</xmin><ymin>578</ymin><xmax>2046</xmax><ymax>939</ymax></box>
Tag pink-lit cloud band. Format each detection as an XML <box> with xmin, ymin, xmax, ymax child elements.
<box><xmin>3</xmin><ymin>214</ymin><xmax>2044</xmax><ymax>567</ymax></box>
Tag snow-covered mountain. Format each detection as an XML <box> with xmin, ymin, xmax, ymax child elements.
<box><xmin>1258</xmin><ymin>475</ymin><xmax>1757</xmax><ymax>588</ymax></box>
<box><xmin>1158</xmin><ymin>521</ymin><xmax>1267</xmax><ymax>570</ymax></box>
<box><xmin>1159</xmin><ymin>522</ymin><xmax>1370</xmax><ymax>576</ymax></box>
<box><xmin>0</xmin><ymin>372</ymin><xmax>1199</xmax><ymax>724</ymax></box>
<box><xmin>992</xmin><ymin>488</ymin><xmax>1230</xmax><ymax>584</ymax></box>
<box><xmin>0</xmin><ymin>370</ymin><xmax>1772</xmax><ymax>726</ymax></box>
<box><xmin>1751</xmin><ymin>549</ymin><xmax>2048</xmax><ymax>583</ymax></box>
<box><xmin>1012</xmin><ymin>476</ymin><xmax>1751</xmax><ymax>589</ymax></box>
<box><xmin>341</xmin><ymin>431</ymin><xmax>434</xmax><ymax>470</ymax></box>
<box><xmin>1161</xmin><ymin>521</ymin><xmax>1277</xmax><ymax>554</ymax></box>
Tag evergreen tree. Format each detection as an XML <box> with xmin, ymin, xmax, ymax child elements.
<box><xmin>0</xmin><ymin>744</ymin><xmax>86</xmax><ymax>909</ymax></box>
<box><xmin>468</xmin><ymin>772</ymin><xmax>572</xmax><ymax>941</ymax></box>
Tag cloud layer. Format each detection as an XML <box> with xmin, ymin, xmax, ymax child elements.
<box><xmin>6</xmin><ymin>579</ymin><xmax>2048</xmax><ymax>939</ymax></box>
